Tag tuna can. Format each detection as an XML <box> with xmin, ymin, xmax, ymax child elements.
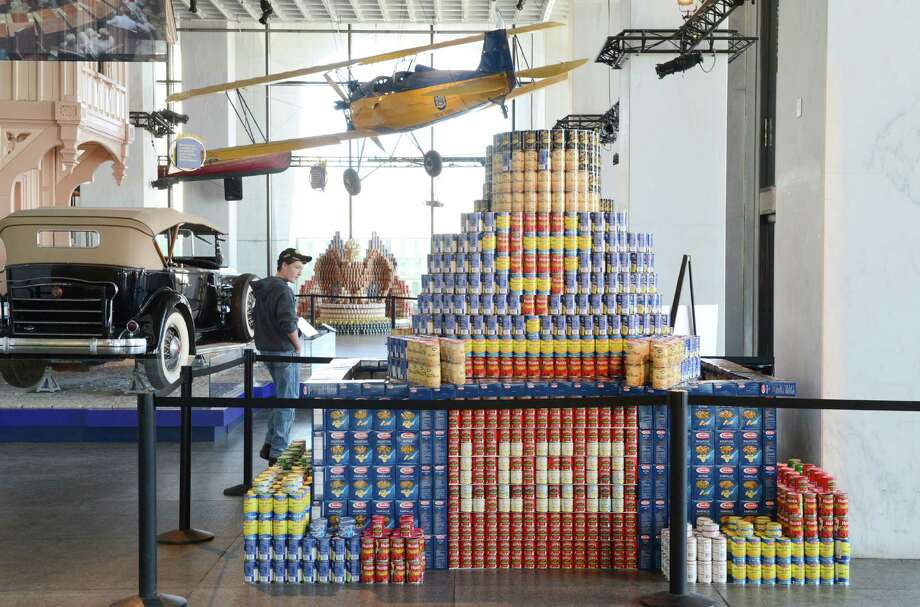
<box><xmin>258</xmin><ymin>559</ymin><xmax>273</xmax><ymax>583</ymax></box>
<box><xmin>713</xmin><ymin>559</ymin><xmax>728</xmax><ymax>583</ymax></box>
<box><xmin>273</xmin><ymin>559</ymin><xmax>286</xmax><ymax>584</ymax></box>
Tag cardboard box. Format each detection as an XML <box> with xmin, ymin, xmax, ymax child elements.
<box><xmin>324</xmin><ymin>499</ymin><xmax>347</xmax><ymax>528</ymax></box>
<box><xmin>432</xmin><ymin>500</ymin><xmax>448</xmax><ymax>535</ymax></box>
<box><xmin>398</xmin><ymin>432</ymin><xmax>420</xmax><ymax>464</ymax></box>
<box><xmin>691</xmin><ymin>431</ymin><xmax>714</xmax><ymax>466</ymax></box>
<box><xmin>417</xmin><ymin>500</ymin><xmax>433</xmax><ymax>535</ymax></box>
<box><xmin>419</xmin><ymin>465</ymin><xmax>433</xmax><ymax>500</ymax></box>
<box><xmin>434</xmin><ymin>535</ymin><xmax>449</xmax><ymax>570</ymax></box>
<box><xmin>638</xmin><ymin>405</ymin><xmax>654</xmax><ymax>430</ymax></box>
<box><xmin>653</xmin><ymin>464</ymin><xmax>668</xmax><ymax>501</ymax></box>
<box><xmin>360</xmin><ymin>382</ymin><xmax>387</xmax><ymax>399</ymax></box>
<box><xmin>434</xmin><ymin>465</ymin><xmax>448</xmax><ymax>500</ymax></box>
<box><xmin>654</xmin><ymin>430</ymin><xmax>668</xmax><ymax>465</ymax></box>
<box><xmin>716</xmin><ymin>466</ymin><xmax>739</xmax><ymax>502</ymax></box>
<box><xmin>351</xmin><ymin>409</ymin><xmax>373</xmax><ymax>431</ymax></box>
<box><xmin>408</xmin><ymin>386</ymin><xmax>432</xmax><ymax>401</ymax></box>
<box><xmin>350</xmin><ymin>466</ymin><xmax>374</xmax><ymax>500</ymax></box>
<box><xmin>373</xmin><ymin>466</ymin><xmax>396</xmax><ymax>500</ymax></box>
<box><xmin>434</xmin><ymin>411</ymin><xmax>449</xmax><ymax>431</ymax></box>
<box><xmin>638</xmin><ymin>536</ymin><xmax>655</xmax><ymax>570</ymax></box>
<box><xmin>351</xmin><ymin>431</ymin><xmax>372</xmax><ymax>465</ymax></box>
<box><xmin>653</xmin><ymin>499</ymin><xmax>668</xmax><ymax>534</ymax></box>
<box><xmin>740</xmin><ymin>466</ymin><xmax>763</xmax><ymax>502</ymax></box>
<box><xmin>691</xmin><ymin>500</ymin><xmax>715</xmax><ymax>522</ymax></box>
<box><xmin>455</xmin><ymin>384</ymin><xmax>480</xmax><ymax>399</ymax></box>
<box><xmin>638</xmin><ymin>499</ymin><xmax>653</xmax><ymax>536</ymax></box>
<box><xmin>763</xmin><ymin>430</ymin><xmax>777</xmax><ymax>465</ymax></box>
<box><xmin>312</xmin><ymin>431</ymin><xmax>325</xmax><ymax>466</ymax></box>
<box><xmin>373</xmin><ymin>431</ymin><xmax>396</xmax><ymax>465</ymax></box>
<box><xmin>690</xmin><ymin>466</ymin><xmax>715</xmax><ymax>500</ymax></box>
<box><xmin>433</xmin><ymin>430</ymin><xmax>448</xmax><ymax>465</ymax></box>
<box><xmin>398</xmin><ymin>410</ymin><xmax>421</xmax><ymax>431</ymax></box>
<box><xmin>691</xmin><ymin>405</ymin><xmax>715</xmax><ymax>430</ymax></box>
<box><xmin>374</xmin><ymin>409</ymin><xmax>397</xmax><ymax>431</ymax></box>
<box><xmin>398</xmin><ymin>465</ymin><xmax>419</xmax><ymax>500</ymax></box>
<box><xmin>764</xmin><ymin>407</ymin><xmax>777</xmax><ymax>431</ymax></box>
<box><xmin>396</xmin><ymin>500</ymin><xmax>418</xmax><ymax>525</ymax></box>
<box><xmin>326</xmin><ymin>432</ymin><xmax>350</xmax><ymax>466</ymax></box>
<box><xmin>419</xmin><ymin>431</ymin><xmax>434</xmax><ymax>465</ymax></box>
<box><xmin>763</xmin><ymin>465</ymin><xmax>777</xmax><ymax>501</ymax></box>
<box><xmin>431</xmin><ymin>385</ymin><xmax>457</xmax><ymax>401</ymax></box>
<box><xmin>385</xmin><ymin>383</ymin><xmax>410</xmax><ymax>399</ymax></box>
<box><xmin>348</xmin><ymin>500</ymin><xmax>371</xmax><ymax>530</ymax></box>
<box><xmin>639</xmin><ymin>429</ymin><xmax>654</xmax><ymax>465</ymax></box>
<box><xmin>338</xmin><ymin>382</ymin><xmax>362</xmax><ymax>399</ymax></box>
<box><xmin>638</xmin><ymin>464</ymin><xmax>653</xmax><ymax>501</ymax></box>
<box><xmin>739</xmin><ymin>406</ymin><xmax>763</xmax><ymax>430</ymax></box>
<box><xmin>654</xmin><ymin>405</ymin><xmax>669</xmax><ymax>431</ymax></box>
<box><xmin>716</xmin><ymin>406</ymin><xmax>739</xmax><ymax>430</ymax></box>
<box><xmin>740</xmin><ymin>431</ymin><xmax>763</xmax><ymax>465</ymax></box>
<box><xmin>372</xmin><ymin>501</ymin><xmax>395</xmax><ymax>529</ymax></box>
<box><xmin>717</xmin><ymin>431</ymin><xmax>739</xmax><ymax>466</ymax></box>
<box><xmin>326</xmin><ymin>409</ymin><xmax>349</xmax><ymax>431</ymax></box>
<box><xmin>717</xmin><ymin>500</ymin><xmax>737</xmax><ymax>517</ymax></box>
<box><xmin>325</xmin><ymin>466</ymin><xmax>349</xmax><ymax>500</ymax></box>
<box><xmin>420</xmin><ymin>410</ymin><xmax>434</xmax><ymax>431</ymax></box>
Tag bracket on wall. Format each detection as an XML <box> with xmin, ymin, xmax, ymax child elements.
<box><xmin>596</xmin><ymin>29</ymin><xmax>756</xmax><ymax>71</ymax></box>
<box><xmin>554</xmin><ymin>101</ymin><xmax>620</xmax><ymax>145</ymax></box>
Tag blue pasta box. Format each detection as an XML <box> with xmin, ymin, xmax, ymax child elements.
<box><xmin>691</xmin><ymin>500</ymin><xmax>715</xmax><ymax>522</ymax></box>
<box><xmin>639</xmin><ymin>430</ymin><xmax>654</xmax><ymax>464</ymax></box>
<box><xmin>398</xmin><ymin>410</ymin><xmax>421</xmax><ymax>431</ymax></box>
<box><xmin>312</xmin><ymin>430</ymin><xmax>325</xmax><ymax>466</ymax></box>
<box><xmin>455</xmin><ymin>383</ymin><xmax>480</xmax><ymax>400</ymax></box>
<box><xmin>325</xmin><ymin>466</ymin><xmax>349</xmax><ymax>500</ymax></box>
<box><xmin>763</xmin><ymin>499</ymin><xmax>777</xmax><ymax>516</ymax></box>
<box><xmin>654</xmin><ymin>405</ymin><xmax>669</xmax><ymax>430</ymax></box>
<box><xmin>716</xmin><ymin>406</ymin><xmax>740</xmax><ymax>430</ymax></box>
<box><xmin>621</xmin><ymin>384</ymin><xmax>647</xmax><ymax>399</ymax></box>
<box><xmin>326</xmin><ymin>409</ymin><xmax>349</xmax><ymax>431</ymax></box>
<box><xmin>691</xmin><ymin>405</ymin><xmax>715</xmax><ymax>430</ymax></box>
<box><xmin>433</xmin><ymin>465</ymin><xmax>448</xmax><ymax>500</ymax></box>
<box><xmin>351</xmin><ymin>431</ymin><xmax>372</xmax><ymax>465</ymax></box>
<box><xmin>764</xmin><ymin>407</ymin><xmax>777</xmax><ymax>430</ymax></box>
<box><xmin>434</xmin><ymin>536</ymin><xmax>449</xmax><ymax>570</ymax></box>
<box><xmin>653</xmin><ymin>499</ymin><xmax>668</xmax><ymax>533</ymax></box>
<box><xmin>654</xmin><ymin>430</ymin><xmax>668</xmax><ymax>465</ymax></box>
<box><xmin>397</xmin><ymin>431</ymin><xmax>420</xmax><ymax>464</ymax></box>
<box><xmin>653</xmin><ymin>464</ymin><xmax>669</xmax><ymax>500</ymax></box>
<box><xmin>433</xmin><ymin>430</ymin><xmax>448</xmax><ymax>464</ymax></box>
<box><xmin>500</xmin><ymin>382</ymin><xmax>528</xmax><ymax>398</ymax></box>
<box><xmin>479</xmin><ymin>382</ymin><xmax>501</xmax><ymax>399</ymax></box>
<box><xmin>324</xmin><ymin>499</ymin><xmax>347</xmax><ymax>529</ymax></box>
<box><xmin>596</xmin><ymin>381</ymin><xmax>621</xmax><ymax>396</ymax></box>
<box><xmin>338</xmin><ymin>382</ymin><xmax>362</xmax><ymax>399</ymax></box>
<box><xmin>350</xmin><ymin>466</ymin><xmax>373</xmax><ymax>500</ymax></box>
<box><xmin>408</xmin><ymin>386</ymin><xmax>432</xmax><ymax>401</ymax></box>
<box><xmin>385</xmin><ymin>383</ymin><xmax>409</xmax><ymax>399</ymax></box>
<box><xmin>741</xmin><ymin>501</ymin><xmax>760</xmax><ymax>516</ymax></box>
<box><xmin>419</xmin><ymin>431</ymin><xmax>434</xmax><ymax>465</ymax></box>
<box><xmin>740</xmin><ymin>406</ymin><xmax>763</xmax><ymax>430</ymax></box>
<box><xmin>740</xmin><ymin>431</ymin><xmax>763</xmax><ymax>465</ymax></box>
<box><xmin>716</xmin><ymin>431</ymin><xmax>739</xmax><ymax>465</ymax></box>
<box><xmin>326</xmin><ymin>431</ymin><xmax>350</xmax><ymax>466</ymax></box>
<box><xmin>434</xmin><ymin>410</ymin><xmax>449</xmax><ymax>430</ymax></box>
<box><xmin>419</xmin><ymin>465</ymin><xmax>433</xmax><ymax>500</ymax></box>
<box><xmin>765</xmin><ymin>380</ymin><xmax>796</xmax><ymax>396</ymax></box>
<box><xmin>717</xmin><ymin>500</ymin><xmax>737</xmax><ymax>518</ymax></box>
<box><xmin>691</xmin><ymin>466</ymin><xmax>715</xmax><ymax>500</ymax></box>
<box><xmin>638</xmin><ymin>499</ymin><xmax>653</xmax><ymax>536</ymax></box>
<box><xmin>351</xmin><ymin>409</ymin><xmax>373</xmax><ymax>431</ymax></box>
<box><xmin>638</xmin><ymin>535</ymin><xmax>655</xmax><ymax>570</ymax></box>
<box><xmin>638</xmin><ymin>464</ymin><xmax>653</xmax><ymax>500</ymax></box>
<box><xmin>397</xmin><ymin>465</ymin><xmax>419</xmax><ymax>500</ymax></box>
<box><xmin>304</xmin><ymin>381</ymin><xmax>338</xmax><ymax>399</ymax></box>
<box><xmin>420</xmin><ymin>410</ymin><xmax>434</xmax><ymax>431</ymax></box>
<box><xmin>430</xmin><ymin>385</ymin><xmax>456</xmax><ymax>401</ymax></box>
<box><xmin>638</xmin><ymin>405</ymin><xmax>654</xmax><ymax>430</ymax></box>
<box><xmin>547</xmin><ymin>381</ymin><xmax>569</xmax><ymax>398</ymax></box>
<box><xmin>716</xmin><ymin>466</ymin><xmax>739</xmax><ymax>502</ymax></box>
<box><xmin>763</xmin><ymin>465</ymin><xmax>778</xmax><ymax>500</ymax></box>
<box><xmin>691</xmin><ymin>431</ymin><xmax>714</xmax><ymax>466</ymax></box>
<box><xmin>712</xmin><ymin>382</ymin><xmax>738</xmax><ymax>397</ymax></box>
<box><xmin>373</xmin><ymin>431</ymin><xmax>396</xmax><ymax>465</ymax></box>
<box><xmin>418</xmin><ymin>500</ymin><xmax>433</xmax><ymax>535</ymax></box>
<box><xmin>740</xmin><ymin>466</ymin><xmax>763</xmax><ymax>502</ymax></box>
<box><xmin>763</xmin><ymin>430</ymin><xmax>777</xmax><ymax>465</ymax></box>
<box><xmin>372</xmin><ymin>501</ymin><xmax>395</xmax><ymax>529</ymax></box>
<box><xmin>396</xmin><ymin>500</ymin><xmax>418</xmax><ymax>525</ymax></box>
<box><xmin>360</xmin><ymin>382</ymin><xmax>387</xmax><ymax>399</ymax></box>
<box><xmin>373</xmin><ymin>409</ymin><xmax>397</xmax><ymax>431</ymax></box>
<box><xmin>735</xmin><ymin>382</ymin><xmax>762</xmax><ymax>396</ymax></box>
<box><xmin>373</xmin><ymin>466</ymin><xmax>396</xmax><ymax>500</ymax></box>
<box><xmin>424</xmin><ymin>537</ymin><xmax>434</xmax><ymax>567</ymax></box>
<box><xmin>311</xmin><ymin>408</ymin><xmax>325</xmax><ymax>431</ymax></box>
<box><xmin>432</xmin><ymin>500</ymin><xmax>448</xmax><ymax>535</ymax></box>
<box><xmin>348</xmin><ymin>500</ymin><xmax>371</xmax><ymax>531</ymax></box>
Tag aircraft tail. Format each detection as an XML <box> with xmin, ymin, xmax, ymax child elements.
<box><xmin>478</xmin><ymin>30</ymin><xmax>515</xmax><ymax>77</ymax></box>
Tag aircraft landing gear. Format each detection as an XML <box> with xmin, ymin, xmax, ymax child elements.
<box><xmin>423</xmin><ymin>151</ymin><xmax>443</xmax><ymax>178</ymax></box>
<box><xmin>343</xmin><ymin>168</ymin><xmax>362</xmax><ymax>195</ymax></box>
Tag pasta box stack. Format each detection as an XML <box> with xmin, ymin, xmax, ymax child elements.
<box><xmin>312</xmin><ymin>406</ymin><xmax>450</xmax><ymax>570</ymax></box>
<box><xmin>448</xmin><ymin>405</ymin><xmax>640</xmax><ymax>570</ymax></box>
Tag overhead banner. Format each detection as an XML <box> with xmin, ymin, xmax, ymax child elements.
<box><xmin>0</xmin><ymin>0</ymin><xmax>175</xmax><ymax>61</ymax></box>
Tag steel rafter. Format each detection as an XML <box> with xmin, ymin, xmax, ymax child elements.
<box><xmin>553</xmin><ymin>101</ymin><xmax>619</xmax><ymax>145</ymax></box>
<box><xmin>679</xmin><ymin>0</ymin><xmax>747</xmax><ymax>53</ymax></box>
<box><xmin>595</xmin><ymin>29</ymin><xmax>756</xmax><ymax>69</ymax></box>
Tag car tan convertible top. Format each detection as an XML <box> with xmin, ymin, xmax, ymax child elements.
<box><xmin>0</xmin><ymin>207</ymin><xmax>224</xmax><ymax>270</ymax></box>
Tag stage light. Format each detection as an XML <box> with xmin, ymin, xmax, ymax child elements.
<box><xmin>655</xmin><ymin>51</ymin><xmax>703</xmax><ymax>78</ymax></box>
<box><xmin>259</xmin><ymin>0</ymin><xmax>273</xmax><ymax>25</ymax></box>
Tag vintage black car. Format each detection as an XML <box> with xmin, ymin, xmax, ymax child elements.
<box><xmin>0</xmin><ymin>208</ymin><xmax>257</xmax><ymax>390</ymax></box>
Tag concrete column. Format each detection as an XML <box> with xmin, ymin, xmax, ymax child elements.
<box><xmin>775</xmin><ymin>0</ymin><xmax>920</xmax><ymax>558</ymax></box>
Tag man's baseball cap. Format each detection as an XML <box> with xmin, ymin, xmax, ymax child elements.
<box><xmin>278</xmin><ymin>247</ymin><xmax>312</xmax><ymax>265</ymax></box>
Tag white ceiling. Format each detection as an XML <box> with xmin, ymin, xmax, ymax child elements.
<box><xmin>172</xmin><ymin>0</ymin><xmax>568</xmax><ymax>25</ymax></box>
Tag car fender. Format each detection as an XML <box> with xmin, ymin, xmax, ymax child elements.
<box><xmin>137</xmin><ymin>288</ymin><xmax>197</xmax><ymax>355</ymax></box>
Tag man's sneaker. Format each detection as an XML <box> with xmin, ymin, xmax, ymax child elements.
<box><xmin>259</xmin><ymin>443</ymin><xmax>271</xmax><ymax>461</ymax></box>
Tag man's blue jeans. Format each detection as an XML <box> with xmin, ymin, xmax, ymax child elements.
<box><xmin>261</xmin><ymin>350</ymin><xmax>299</xmax><ymax>459</ymax></box>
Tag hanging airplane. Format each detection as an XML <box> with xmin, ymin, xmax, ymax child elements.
<box><xmin>153</xmin><ymin>22</ymin><xmax>585</xmax><ymax>191</ymax></box>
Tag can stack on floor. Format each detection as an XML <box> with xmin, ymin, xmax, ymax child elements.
<box><xmin>359</xmin><ymin>514</ymin><xmax>427</xmax><ymax>584</ymax></box>
<box><xmin>447</xmin><ymin>405</ymin><xmax>639</xmax><ymax>569</ymax></box>
<box><xmin>312</xmin><ymin>407</ymin><xmax>450</xmax><ymax>570</ymax></box>
<box><xmin>660</xmin><ymin>519</ymin><xmax>729</xmax><ymax>584</ymax></box>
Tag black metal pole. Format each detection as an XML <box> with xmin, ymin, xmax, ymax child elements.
<box><xmin>669</xmin><ymin>255</ymin><xmax>689</xmax><ymax>331</ymax></box>
<box><xmin>110</xmin><ymin>395</ymin><xmax>187</xmax><ymax>607</ymax></box>
<box><xmin>640</xmin><ymin>390</ymin><xmax>713</xmax><ymax>607</ymax></box>
<box><xmin>309</xmin><ymin>294</ymin><xmax>316</xmax><ymax>326</ymax></box>
<box><xmin>224</xmin><ymin>348</ymin><xmax>255</xmax><ymax>497</ymax></box>
<box><xmin>687</xmin><ymin>256</ymin><xmax>698</xmax><ymax>337</ymax></box>
<box><xmin>389</xmin><ymin>295</ymin><xmax>396</xmax><ymax>330</ymax></box>
<box><xmin>159</xmin><ymin>366</ymin><xmax>214</xmax><ymax>545</ymax></box>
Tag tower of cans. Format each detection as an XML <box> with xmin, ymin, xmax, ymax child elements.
<box><xmin>490</xmin><ymin>129</ymin><xmax>600</xmax><ymax>214</ymax></box>
<box><xmin>360</xmin><ymin>514</ymin><xmax>427</xmax><ymax>584</ymax></box>
<box><xmin>415</xmin><ymin>209</ymin><xmax>672</xmax><ymax>381</ymax></box>
<box><xmin>447</xmin><ymin>405</ymin><xmax>640</xmax><ymax>570</ymax></box>
<box><xmin>661</xmin><ymin>520</ymin><xmax>729</xmax><ymax>584</ymax></box>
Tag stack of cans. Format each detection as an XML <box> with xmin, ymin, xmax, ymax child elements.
<box><xmin>360</xmin><ymin>515</ymin><xmax>427</xmax><ymax>584</ymax></box>
<box><xmin>776</xmin><ymin>459</ymin><xmax>850</xmax><ymax>586</ymax></box>
<box><xmin>661</xmin><ymin>519</ymin><xmax>728</xmax><ymax>584</ymax></box>
<box><xmin>447</xmin><ymin>405</ymin><xmax>640</xmax><ymax>570</ymax></box>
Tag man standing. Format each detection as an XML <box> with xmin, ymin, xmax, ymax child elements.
<box><xmin>253</xmin><ymin>248</ymin><xmax>311</xmax><ymax>464</ymax></box>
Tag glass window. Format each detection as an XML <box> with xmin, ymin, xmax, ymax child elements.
<box><xmin>36</xmin><ymin>231</ymin><xmax>100</xmax><ymax>248</ymax></box>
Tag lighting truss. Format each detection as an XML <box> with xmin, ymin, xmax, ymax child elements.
<box><xmin>288</xmin><ymin>155</ymin><xmax>487</xmax><ymax>169</ymax></box>
<box><xmin>554</xmin><ymin>101</ymin><xmax>620</xmax><ymax>145</ymax></box>
<box><xmin>596</xmin><ymin>29</ymin><xmax>756</xmax><ymax>70</ymax></box>
<box><xmin>678</xmin><ymin>0</ymin><xmax>749</xmax><ymax>53</ymax></box>
<box><xmin>129</xmin><ymin>111</ymin><xmax>188</xmax><ymax>138</ymax></box>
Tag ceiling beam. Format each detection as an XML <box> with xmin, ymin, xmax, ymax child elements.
<box><xmin>461</xmin><ymin>0</ymin><xmax>469</xmax><ymax>21</ymax></box>
<box><xmin>377</xmin><ymin>0</ymin><xmax>390</xmax><ymax>21</ymax></box>
<box><xmin>405</xmin><ymin>0</ymin><xmax>417</xmax><ymax>21</ymax></box>
<box><xmin>290</xmin><ymin>0</ymin><xmax>313</xmax><ymax>19</ymax></box>
<box><xmin>540</xmin><ymin>0</ymin><xmax>556</xmax><ymax>22</ymax></box>
<box><xmin>175</xmin><ymin>0</ymin><xmax>204</xmax><ymax>19</ymax></box>
<box><xmin>320</xmin><ymin>0</ymin><xmax>338</xmax><ymax>21</ymax></box>
<box><xmin>207</xmin><ymin>0</ymin><xmax>237</xmax><ymax>20</ymax></box>
<box><xmin>346</xmin><ymin>0</ymin><xmax>363</xmax><ymax>20</ymax></box>
<box><xmin>433</xmin><ymin>0</ymin><xmax>441</xmax><ymax>22</ymax></box>
<box><xmin>239</xmin><ymin>0</ymin><xmax>262</xmax><ymax>22</ymax></box>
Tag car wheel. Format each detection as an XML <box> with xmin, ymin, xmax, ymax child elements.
<box><xmin>230</xmin><ymin>273</ymin><xmax>258</xmax><ymax>342</ymax></box>
<box><xmin>144</xmin><ymin>309</ymin><xmax>191</xmax><ymax>392</ymax></box>
<box><xmin>0</xmin><ymin>360</ymin><xmax>48</xmax><ymax>388</ymax></box>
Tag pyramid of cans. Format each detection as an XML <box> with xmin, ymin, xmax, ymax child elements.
<box><xmin>242</xmin><ymin>441</ymin><xmax>314</xmax><ymax>583</ymax></box>
<box><xmin>359</xmin><ymin>514</ymin><xmax>427</xmax><ymax>584</ymax></box>
<box><xmin>447</xmin><ymin>405</ymin><xmax>640</xmax><ymax>570</ymax></box>
<box><xmin>414</xmin><ymin>207</ymin><xmax>672</xmax><ymax>380</ymax></box>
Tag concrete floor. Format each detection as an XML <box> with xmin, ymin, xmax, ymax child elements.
<box><xmin>0</xmin><ymin>334</ymin><xmax>916</xmax><ymax>606</ymax></box>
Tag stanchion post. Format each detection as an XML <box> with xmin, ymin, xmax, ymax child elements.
<box><xmin>389</xmin><ymin>296</ymin><xmax>396</xmax><ymax>329</ymax></box>
<box><xmin>640</xmin><ymin>390</ymin><xmax>714</xmax><ymax>607</ymax></box>
<box><xmin>110</xmin><ymin>394</ymin><xmax>187</xmax><ymax>607</ymax></box>
<box><xmin>158</xmin><ymin>366</ymin><xmax>214</xmax><ymax>545</ymax></box>
<box><xmin>224</xmin><ymin>348</ymin><xmax>255</xmax><ymax>497</ymax></box>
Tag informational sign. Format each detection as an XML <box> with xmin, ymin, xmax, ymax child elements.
<box><xmin>170</xmin><ymin>135</ymin><xmax>206</xmax><ymax>172</ymax></box>
<box><xmin>0</xmin><ymin>0</ymin><xmax>174</xmax><ymax>61</ymax></box>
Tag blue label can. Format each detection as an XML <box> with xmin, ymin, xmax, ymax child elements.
<box><xmin>244</xmin><ymin>539</ymin><xmax>257</xmax><ymax>561</ymax></box>
<box><xmin>480</xmin><ymin>294</ymin><xmax>494</xmax><ymax>315</ymax></box>
<box><xmin>549</xmin><ymin>294</ymin><xmax>561</xmax><ymax>314</ymax></box>
<box><xmin>578</xmin><ymin>272</ymin><xmax>591</xmax><ymax>294</ymax></box>
<box><xmin>491</xmin><ymin>271</ymin><xmax>504</xmax><ymax>294</ymax></box>
<box><xmin>332</xmin><ymin>538</ymin><xmax>346</xmax><ymax>561</ymax></box>
<box><xmin>577</xmin><ymin>251</ymin><xmax>591</xmax><ymax>272</ymax></box>
<box><xmin>452</xmin><ymin>294</ymin><xmax>465</xmax><ymax>315</ymax></box>
<box><xmin>541</xmin><ymin>316</ymin><xmax>554</xmax><ymax>333</ymax></box>
<box><xmin>244</xmin><ymin>560</ymin><xmax>258</xmax><ymax>583</ymax></box>
<box><xmin>627</xmin><ymin>232</ymin><xmax>638</xmax><ymax>252</ymax></box>
<box><xmin>457</xmin><ymin>315</ymin><xmax>471</xmax><ymax>337</ymax></box>
<box><xmin>442</xmin><ymin>273</ymin><xmax>454</xmax><ymax>294</ymax></box>
<box><xmin>581</xmin><ymin>315</ymin><xmax>594</xmax><ymax>335</ymax></box>
<box><xmin>512</xmin><ymin>315</ymin><xmax>525</xmax><ymax>336</ymax></box>
<box><xmin>485</xmin><ymin>316</ymin><xmax>498</xmax><ymax>336</ymax></box>
<box><xmin>576</xmin><ymin>294</ymin><xmax>589</xmax><ymax>315</ymax></box>
<box><xmin>563</xmin><ymin>294</ymin><xmax>576</xmax><ymax>314</ymax></box>
<box><xmin>258</xmin><ymin>559</ymin><xmax>272</xmax><ymax>583</ymax></box>
<box><xmin>273</xmin><ymin>560</ymin><xmax>286</xmax><ymax>583</ymax></box>
<box><xmin>566</xmin><ymin>315</ymin><xmax>581</xmax><ymax>336</ymax></box>
<box><xmin>481</xmin><ymin>252</ymin><xmax>495</xmax><ymax>273</ymax></box>
<box><xmin>495</xmin><ymin>295</ymin><xmax>508</xmax><ymax>316</ymax></box>
<box><xmin>596</xmin><ymin>314</ymin><xmax>608</xmax><ymax>334</ymax></box>
<box><xmin>508</xmin><ymin>294</ymin><xmax>522</xmax><ymax>315</ymax></box>
<box><xmin>590</xmin><ymin>294</ymin><xmax>604</xmax><ymax>315</ymax></box>
<box><xmin>564</xmin><ymin>272</ymin><xmax>577</xmax><ymax>293</ymax></box>
<box><xmin>554</xmin><ymin>314</ymin><xmax>567</xmax><ymax>334</ymax></box>
<box><xmin>454</xmin><ymin>272</ymin><xmax>468</xmax><ymax>294</ymax></box>
<box><xmin>467</xmin><ymin>295</ymin><xmax>480</xmax><ymax>315</ymax></box>
<box><xmin>316</xmin><ymin>560</ymin><xmax>329</xmax><ymax>583</ymax></box>
<box><xmin>500</xmin><ymin>315</ymin><xmax>513</xmax><ymax>335</ymax></box>
<box><xmin>302</xmin><ymin>537</ymin><xmax>316</xmax><ymax>561</ymax></box>
<box><xmin>286</xmin><ymin>560</ymin><xmax>301</xmax><ymax>583</ymax></box>
<box><xmin>608</xmin><ymin>314</ymin><xmax>622</xmax><ymax>336</ymax></box>
<box><xmin>578</xmin><ymin>212</ymin><xmax>591</xmax><ymax>232</ymax></box>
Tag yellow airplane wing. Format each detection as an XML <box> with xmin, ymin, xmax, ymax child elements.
<box><xmin>205</xmin><ymin>130</ymin><xmax>376</xmax><ymax>163</ymax></box>
<box><xmin>167</xmin><ymin>22</ymin><xmax>565</xmax><ymax>103</ymax></box>
<box><xmin>505</xmin><ymin>72</ymin><xmax>571</xmax><ymax>102</ymax></box>
<box><xmin>422</xmin><ymin>78</ymin><xmax>510</xmax><ymax>97</ymax></box>
<box><xmin>515</xmin><ymin>58</ymin><xmax>588</xmax><ymax>80</ymax></box>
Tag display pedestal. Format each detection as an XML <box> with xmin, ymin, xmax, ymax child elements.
<box><xmin>156</xmin><ymin>528</ymin><xmax>215</xmax><ymax>545</ymax></box>
<box><xmin>110</xmin><ymin>593</ymin><xmax>188</xmax><ymax>607</ymax></box>
<box><xmin>640</xmin><ymin>591</ymin><xmax>715</xmax><ymax>607</ymax></box>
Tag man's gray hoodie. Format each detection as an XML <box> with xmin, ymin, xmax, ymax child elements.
<box><xmin>252</xmin><ymin>277</ymin><xmax>297</xmax><ymax>352</ymax></box>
